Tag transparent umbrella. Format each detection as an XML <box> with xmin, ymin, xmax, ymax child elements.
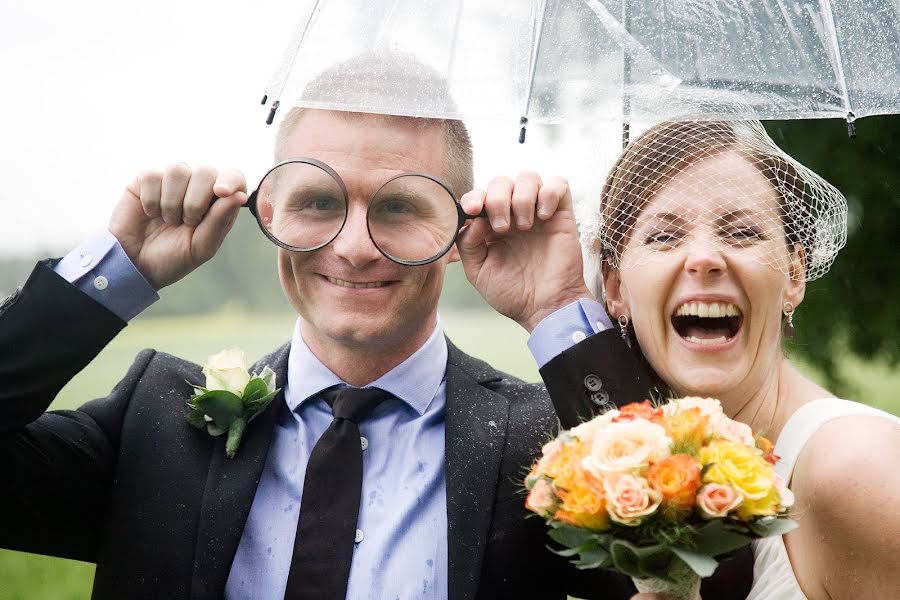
<box><xmin>260</xmin><ymin>0</ymin><xmax>900</xmax><ymax>141</ymax></box>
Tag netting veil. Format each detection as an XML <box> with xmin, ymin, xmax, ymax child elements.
<box><xmin>579</xmin><ymin>120</ymin><xmax>848</xmax><ymax>293</ymax></box>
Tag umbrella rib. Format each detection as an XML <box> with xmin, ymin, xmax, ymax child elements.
<box><xmin>520</xmin><ymin>0</ymin><xmax>550</xmax><ymax>142</ymax></box>
<box><xmin>268</xmin><ymin>0</ymin><xmax>326</xmax><ymax>124</ymax></box>
<box><xmin>818</xmin><ymin>0</ymin><xmax>855</xmax><ymax>129</ymax></box>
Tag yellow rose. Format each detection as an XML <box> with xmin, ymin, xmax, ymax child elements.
<box><xmin>700</xmin><ymin>440</ymin><xmax>775</xmax><ymax>502</ymax></box>
<box><xmin>556</xmin><ymin>481</ymin><xmax>610</xmax><ymax>531</ymax></box>
<box><xmin>202</xmin><ymin>348</ymin><xmax>251</xmax><ymax>396</ymax></box>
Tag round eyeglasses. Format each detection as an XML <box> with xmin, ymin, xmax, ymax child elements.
<box><xmin>244</xmin><ymin>158</ymin><xmax>486</xmax><ymax>266</ymax></box>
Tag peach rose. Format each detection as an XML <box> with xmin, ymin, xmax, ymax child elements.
<box><xmin>583</xmin><ymin>419</ymin><xmax>672</xmax><ymax>476</ymax></box>
<box><xmin>603</xmin><ymin>473</ymin><xmax>662</xmax><ymax>525</ymax></box>
<box><xmin>647</xmin><ymin>454</ymin><xmax>702</xmax><ymax>511</ymax></box>
<box><xmin>569</xmin><ymin>410</ymin><xmax>620</xmax><ymax>445</ymax></box>
<box><xmin>664</xmin><ymin>397</ymin><xmax>723</xmax><ymax>420</ymax></box>
<box><xmin>712</xmin><ymin>416</ymin><xmax>755</xmax><ymax>446</ymax></box>
<box><xmin>696</xmin><ymin>483</ymin><xmax>742</xmax><ymax>518</ymax></box>
<box><xmin>525</xmin><ymin>478</ymin><xmax>558</xmax><ymax>517</ymax></box>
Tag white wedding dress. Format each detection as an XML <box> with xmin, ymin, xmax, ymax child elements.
<box><xmin>745</xmin><ymin>398</ymin><xmax>900</xmax><ymax>600</ymax></box>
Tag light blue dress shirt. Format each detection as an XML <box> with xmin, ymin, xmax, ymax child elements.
<box><xmin>224</xmin><ymin>319</ymin><xmax>450</xmax><ymax>599</ymax></box>
<box><xmin>54</xmin><ymin>231</ymin><xmax>608</xmax><ymax>599</ymax></box>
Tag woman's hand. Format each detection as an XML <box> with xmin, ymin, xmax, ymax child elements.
<box><xmin>456</xmin><ymin>171</ymin><xmax>593</xmax><ymax>332</ymax></box>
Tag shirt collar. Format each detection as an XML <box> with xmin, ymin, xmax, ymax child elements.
<box><xmin>285</xmin><ymin>316</ymin><xmax>447</xmax><ymax>416</ymax></box>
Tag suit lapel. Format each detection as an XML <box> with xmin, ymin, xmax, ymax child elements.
<box><xmin>189</xmin><ymin>344</ymin><xmax>290</xmax><ymax>599</ymax></box>
<box><xmin>444</xmin><ymin>342</ymin><xmax>510</xmax><ymax>600</ymax></box>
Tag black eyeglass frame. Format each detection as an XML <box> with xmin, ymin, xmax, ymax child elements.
<box><xmin>245</xmin><ymin>157</ymin><xmax>486</xmax><ymax>266</ymax></box>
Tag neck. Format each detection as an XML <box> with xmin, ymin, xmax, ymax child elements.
<box><xmin>298</xmin><ymin>317</ymin><xmax>438</xmax><ymax>387</ymax></box>
<box><xmin>723</xmin><ymin>360</ymin><xmax>831</xmax><ymax>442</ymax></box>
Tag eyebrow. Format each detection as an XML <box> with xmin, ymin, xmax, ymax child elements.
<box><xmin>714</xmin><ymin>208</ymin><xmax>766</xmax><ymax>226</ymax></box>
<box><xmin>638</xmin><ymin>212</ymin><xmax>688</xmax><ymax>228</ymax></box>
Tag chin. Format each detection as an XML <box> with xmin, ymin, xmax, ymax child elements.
<box><xmin>669</xmin><ymin>366</ymin><xmax>738</xmax><ymax>399</ymax></box>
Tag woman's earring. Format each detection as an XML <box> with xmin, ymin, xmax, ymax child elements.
<box><xmin>782</xmin><ymin>301</ymin><xmax>795</xmax><ymax>340</ymax></box>
<box><xmin>618</xmin><ymin>314</ymin><xmax>630</xmax><ymax>341</ymax></box>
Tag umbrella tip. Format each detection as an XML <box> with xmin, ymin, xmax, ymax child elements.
<box><xmin>266</xmin><ymin>100</ymin><xmax>281</xmax><ymax>126</ymax></box>
<box><xmin>846</xmin><ymin>111</ymin><xmax>857</xmax><ymax>138</ymax></box>
<box><xmin>519</xmin><ymin>116</ymin><xmax>528</xmax><ymax>144</ymax></box>
<box><xmin>261</xmin><ymin>94</ymin><xmax>268</xmax><ymax>105</ymax></box>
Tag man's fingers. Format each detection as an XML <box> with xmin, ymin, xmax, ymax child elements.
<box><xmin>213</xmin><ymin>167</ymin><xmax>248</xmax><ymax>199</ymax></box>
<box><xmin>192</xmin><ymin>191</ymin><xmax>246</xmax><ymax>263</ymax></box>
<box><xmin>512</xmin><ymin>171</ymin><xmax>541</xmax><ymax>230</ymax></box>
<box><xmin>459</xmin><ymin>189</ymin><xmax>486</xmax><ymax>217</ymax></box>
<box><xmin>537</xmin><ymin>175</ymin><xmax>571</xmax><ymax>219</ymax></box>
<box><xmin>484</xmin><ymin>176</ymin><xmax>514</xmax><ymax>232</ymax></box>
<box><xmin>182</xmin><ymin>165</ymin><xmax>218</xmax><ymax>227</ymax></box>
<box><xmin>454</xmin><ymin>217</ymin><xmax>491</xmax><ymax>274</ymax></box>
<box><xmin>159</xmin><ymin>163</ymin><xmax>192</xmax><ymax>225</ymax></box>
<box><xmin>138</xmin><ymin>168</ymin><xmax>164</xmax><ymax>219</ymax></box>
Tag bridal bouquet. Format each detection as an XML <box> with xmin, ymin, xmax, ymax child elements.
<box><xmin>525</xmin><ymin>398</ymin><xmax>796</xmax><ymax>599</ymax></box>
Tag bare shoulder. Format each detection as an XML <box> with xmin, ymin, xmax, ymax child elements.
<box><xmin>789</xmin><ymin>411</ymin><xmax>900</xmax><ymax>598</ymax></box>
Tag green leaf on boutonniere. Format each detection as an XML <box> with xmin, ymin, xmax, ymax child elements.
<box><xmin>242</xmin><ymin>377</ymin><xmax>270</xmax><ymax>403</ymax></box>
<box><xmin>195</xmin><ymin>390</ymin><xmax>243</xmax><ymax>429</ymax></box>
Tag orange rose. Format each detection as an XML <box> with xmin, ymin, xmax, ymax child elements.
<box><xmin>647</xmin><ymin>454</ymin><xmax>702</xmax><ymax>511</ymax></box>
<box><xmin>613</xmin><ymin>400</ymin><xmax>663</xmax><ymax>424</ymax></box>
<box><xmin>664</xmin><ymin>407</ymin><xmax>710</xmax><ymax>452</ymax></box>
<box><xmin>544</xmin><ymin>440</ymin><xmax>590</xmax><ymax>492</ymax></box>
<box><xmin>556</xmin><ymin>481</ymin><xmax>610</xmax><ymax>531</ymax></box>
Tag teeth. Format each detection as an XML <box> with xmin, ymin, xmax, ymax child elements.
<box><xmin>675</xmin><ymin>301</ymin><xmax>741</xmax><ymax>318</ymax></box>
<box><xmin>327</xmin><ymin>276</ymin><xmax>387</xmax><ymax>289</ymax></box>
<box><xmin>685</xmin><ymin>336</ymin><xmax>729</xmax><ymax>345</ymax></box>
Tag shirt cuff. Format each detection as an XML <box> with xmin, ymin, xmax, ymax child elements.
<box><xmin>53</xmin><ymin>230</ymin><xmax>159</xmax><ymax>321</ymax></box>
<box><xmin>527</xmin><ymin>298</ymin><xmax>613</xmax><ymax>368</ymax></box>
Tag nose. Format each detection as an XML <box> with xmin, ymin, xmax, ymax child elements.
<box><xmin>330</xmin><ymin>202</ymin><xmax>383</xmax><ymax>267</ymax></box>
<box><xmin>683</xmin><ymin>234</ymin><xmax>727</xmax><ymax>278</ymax></box>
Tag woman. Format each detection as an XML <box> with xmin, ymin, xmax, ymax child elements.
<box><xmin>457</xmin><ymin>120</ymin><xmax>900</xmax><ymax>599</ymax></box>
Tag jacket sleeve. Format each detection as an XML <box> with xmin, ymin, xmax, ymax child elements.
<box><xmin>0</xmin><ymin>261</ymin><xmax>144</xmax><ymax>562</ymax></box>
<box><xmin>538</xmin><ymin>329</ymin><xmax>657</xmax><ymax>428</ymax></box>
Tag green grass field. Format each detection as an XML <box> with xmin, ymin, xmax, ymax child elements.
<box><xmin>2</xmin><ymin>309</ymin><xmax>897</xmax><ymax>599</ymax></box>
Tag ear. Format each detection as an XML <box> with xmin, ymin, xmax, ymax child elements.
<box><xmin>602</xmin><ymin>261</ymin><xmax>628</xmax><ymax>319</ymax></box>
<box><xmin>785</xmin><ymin>243</ymin><xmax>806</xmax><ymax>307</ymax></box>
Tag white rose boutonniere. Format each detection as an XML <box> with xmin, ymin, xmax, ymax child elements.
<box><xmin>186</xmin><ymin>348</ymin><xmax>280</xmax><ymax>458</ymax></box>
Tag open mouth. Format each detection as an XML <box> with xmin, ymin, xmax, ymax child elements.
<box><xmin>326</xmin><ymin>276</ymin><xmax>391</xmax><ymax>289</ymax></box>
<box><xmin>671</xmin><ymin>301</ymin><xmax>743</xmax><ymax>346</ymax></box>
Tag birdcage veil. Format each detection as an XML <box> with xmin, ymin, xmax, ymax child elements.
<box><xmin>579</xmin><ymin>119</ymin><xmax>848</xmax><ymax>297</ymax></box>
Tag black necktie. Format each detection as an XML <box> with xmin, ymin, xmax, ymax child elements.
<box><xmin>284</xmin><ymin>386</ymin><xmax>392</xmax><ymax>600</ymax></box>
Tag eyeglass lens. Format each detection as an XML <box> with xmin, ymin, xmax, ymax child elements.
<box><xmin>253</xmin><ymin>161</ymin><xmax>460</xmax><ymax>264</ymax></box>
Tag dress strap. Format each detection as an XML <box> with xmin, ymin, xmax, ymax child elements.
<box><xmin>773</xmin><ymin>398</ymin><xmax>900</xmax><ymax>482</ymax></box>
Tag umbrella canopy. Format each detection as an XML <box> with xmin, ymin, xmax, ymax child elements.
<box><xmin>261</xmin><ymin>0</ymin><xmax>900</xmax><ymax>134</ymax></box>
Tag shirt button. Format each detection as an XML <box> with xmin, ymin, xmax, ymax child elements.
<box><xmin>360</xmin><ymin>436</ymin><xmax>368</xmax><ymax>451</ymax></box>
<box><xmin>596</xmin><ymin>320</ymin><xmax>608</xmax><ymax>332</ymax></box>
<box><xmin>584</xmin><ymin>374</ymin><xmax>602</xmax><ymax>391</ymax></box>
<box><xmin>93</xmin><ymin>276</ymin><xmax>109</xmax><ymax>291</ymax></box>
<box><xmin>79</xmin><ymin>254</ymin><xmax>93</xmax><ymax>268</ymax></box>
<box><xmin>571</xmin><ymin>331</ymin><xmax>587</xmax><ymax>343</ymax></box>
<box><xmin>355</xmin><ymin>529</ymin><xmax>364</xmax><ymax>543</ymax></box>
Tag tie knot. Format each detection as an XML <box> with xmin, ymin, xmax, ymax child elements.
<box><xmin>322</xmin><ymin>387</ymin><xmax>392</xmax><ymax>423</ymax></box>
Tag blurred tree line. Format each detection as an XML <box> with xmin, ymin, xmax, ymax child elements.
<box><xmin>1</xmin><ymin>116</ymin><xmax>897</xmax><ymax>388</ymax></box>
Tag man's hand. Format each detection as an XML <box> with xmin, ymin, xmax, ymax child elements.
<box><xmin>456</xmin><ymin>171</ymin><xmax>593</xmax><ymax>332</ymax></box>
<box><xmin>108</xmin><ymin>163</ymin><xmax>247</xmax><ymax>290</ymax></box>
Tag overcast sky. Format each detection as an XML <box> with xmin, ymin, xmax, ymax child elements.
<box><xmin>0</xmin><ymin>0</ymin><xmax>632</xmax><ymax>259</ymax></box>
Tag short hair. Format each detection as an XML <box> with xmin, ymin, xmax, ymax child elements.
<box><xmin>273</xmin><ymin>52</ymin><xmax>474</xmax><ymax>198</ymax></box>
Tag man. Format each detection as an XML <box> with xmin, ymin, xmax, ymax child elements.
<box><xmin>0</xmin><ymin>56</ymin><xmax>647</xmax><ymax>599</ymax></box>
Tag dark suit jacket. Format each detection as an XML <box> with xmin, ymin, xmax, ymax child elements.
<box><xmin>0</xmin><ymin>263</ymin><xmax>638</xmax><ymax>600</ymax></box>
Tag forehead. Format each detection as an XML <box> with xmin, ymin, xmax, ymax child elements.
<box><xmin>642</xmin><ymin>151</ymin><xmax>781</xmax><ymax>219</ymax></box>
<box><xmin>280</xmin><ymin>110</ymin><xmax>447</xmax><ymax>187</ymax></box>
